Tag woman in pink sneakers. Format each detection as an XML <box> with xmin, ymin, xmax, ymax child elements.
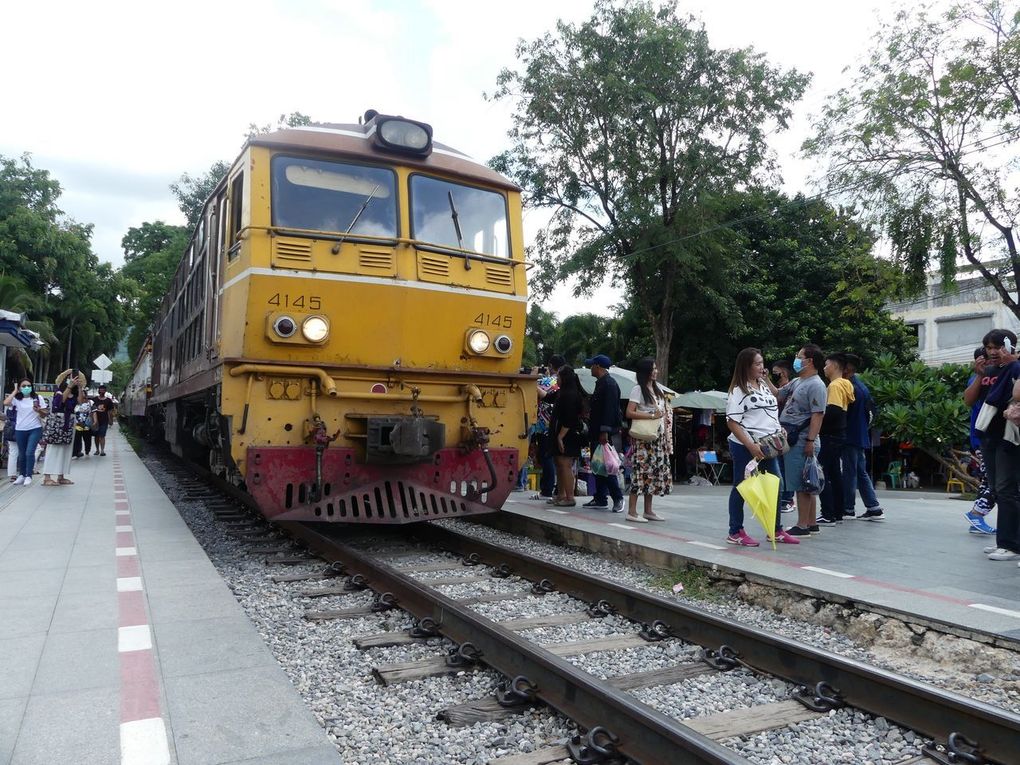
<box><xmin>725</xmin><ymin>348</ymin><xmax>800</xmax><ymax>547</ymax></box>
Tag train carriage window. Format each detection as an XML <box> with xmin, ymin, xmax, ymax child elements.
<box><xmin>410</xmin><ymin>175</ymin><xmax>509</xmax><ymax>258</ymax></box>
<box><xmin>228</xmin><ymin>173</ymin><xmax>244</xmax><ymax>260</ymax></box>
<box><xmin>270</xmin><ymin>156</ymin><xmax>397</xmax><ymax>237</ymax></box>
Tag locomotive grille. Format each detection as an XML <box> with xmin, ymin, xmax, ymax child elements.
<box><xmin>274</xmin><ymin>240</ymin><xmax>313</xmax><ymax>262</ymax></box>
<box><xmin>418</xmin><ymin>254</ymin><xmax>449</xmax><ymax>280</ymax></box>
<box><xmin>358</xmin><ymin>249</ymin><xmax>395</xmax><ymax>272</ymax></box>
<box><xmin>484</xmin><ymin>264</ymin><xmax>514</xmax><ymax>290</ymax></box>
<box><xmin>287</xmin><ymin>479</ymin><xmax>471</xmax><ymax>520</ymax></box>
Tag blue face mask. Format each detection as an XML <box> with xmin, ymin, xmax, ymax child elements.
<box><xmin>792</xmin><ymin>358</ymin><xmax>803</xmax><ymax>374</ymax></box>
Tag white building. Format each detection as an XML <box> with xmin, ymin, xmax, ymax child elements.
<box><xmin>887</xmin><ymin>271</ymin><xmax>1020</xmax><ymax>366</ymax></box>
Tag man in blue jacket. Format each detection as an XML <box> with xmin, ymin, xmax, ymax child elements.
<box><xmin>583</xmin><ymin>354</ymin><xmax>624</xmax><ymax>512</ymax></box>
<box><xmin>842</xmin><ymin>355</ymin><xmax>884</xmax><ymax>520</ymax></box>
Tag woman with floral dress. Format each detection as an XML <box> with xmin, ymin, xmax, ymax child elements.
<box><xmin>625</xmin><ymin>358</ymin><xmax>671</xmax><ymax>522</ymax></box>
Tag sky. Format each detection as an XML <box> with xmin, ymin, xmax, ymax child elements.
<box><xmin>1</xmin><ymin>0</ymin><xmax>900</xmax><ymax>318</ymax></box>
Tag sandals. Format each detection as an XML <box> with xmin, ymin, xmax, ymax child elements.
<box><xmin>554</xmin><ymin>499</ymin><xmax>576</xmax><ymax>507</ymax></box>
<box><xmin>42</xmin><ymin>479</ymin><xmax>59</xmax><ymax>486</ymax></box>
<box><xmin>58</xmin><ymin>479</ymin><xmax>74</xmax><ymax>485</ymax></box>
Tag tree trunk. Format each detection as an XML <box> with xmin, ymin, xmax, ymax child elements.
<box><xmin>650</xmin><ymin>308</ymin><xmax>674</xmax><ymax>385</ymax></box>
<box><xmin>921</xmin><ymin>448</ymin><xmax>979</xmax><ymax>491</ymax></box>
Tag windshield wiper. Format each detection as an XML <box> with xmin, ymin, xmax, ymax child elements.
<box><xmin>447</xmin><ymin>190</ymin><xmax>471</xmax><ymax>270</ymax></box>
<box><xmin>332</xmin><ymin>184</ymin><xmax>380</xmax><ymax>254</ymax></box>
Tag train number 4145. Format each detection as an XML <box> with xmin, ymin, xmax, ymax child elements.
<box><xmin>268</xmin><ymin>293</ymin><xmax>322</xmax><ymax>310</ymax></box>
<box><xmin>473</xmin><ymin>313</ymin><xmax>512</xmax><ymax>328</ymax></box>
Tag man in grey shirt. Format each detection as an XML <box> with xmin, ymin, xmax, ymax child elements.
<box><xmin>778</xmin><ymin>344</ymin><xmax>827</xmax><ymax>536</ymax></box>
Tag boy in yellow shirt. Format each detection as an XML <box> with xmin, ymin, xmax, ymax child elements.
<box><xmin>817</xmin><ymin>353</ymin><xmax>855</xmax><ymax>524</ymax></box>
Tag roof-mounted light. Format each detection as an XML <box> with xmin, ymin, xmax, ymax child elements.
<box><xmin>369</xmin><ymin>114</ymin><xmax>433</xmax><ymax>157</ymax></box>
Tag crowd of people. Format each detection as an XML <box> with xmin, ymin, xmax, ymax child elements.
<box><xmin>520</xmin><ymin>330</ymin><xmax>1020</xmax><ymax>563</ymax></box>
<box><xmin>527</xmin><ymin>353</ymin><xmax>672</xmax><ymax>523</ymax></box>
<box><xmin>2</xmin><ymin>370</ymin><xmax>117</xmax><ymax>487</ymax></box>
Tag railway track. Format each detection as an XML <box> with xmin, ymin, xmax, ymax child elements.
<box><xmin>146</xmin><ymin>446</ymin><xmax>1020</xmax><ymax>765</ymax></box>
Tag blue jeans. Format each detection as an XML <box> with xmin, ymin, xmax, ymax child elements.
<box><xmin>841</xmin><ymin>444</ymin><xmax>879</xmax><ymax>512</ymax></box>
<box><xmin>728</xmin><ymin>439</ymin><xmax>783</xmax><ymax>535</ymax></box>
<box><xmin>15</xmin><ymin>427</ymin><xmax>42</xmax><ymax>478</ymax></box>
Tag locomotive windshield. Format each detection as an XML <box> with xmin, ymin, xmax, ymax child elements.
<box><xmin>410</xmin><ymin>175</ymin><xmax>509</xmax><ymax>258</ymax></box>
<box><xmin>271</xmin><ymin>156</ymin><xmax>397</xmax><ymax>238</ymax></box>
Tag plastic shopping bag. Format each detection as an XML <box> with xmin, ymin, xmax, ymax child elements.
<box><xmin>603</xmin><ymin>443</ymin><xmax>621</xmax><ymax>476</ymax></box>
<box><xmin>592</xmin><ymin>444</ymin><xmax>608</xmax><ymax>477</ymax></box>
<box><xmin>801</xmin><ymin>455</ymin><xmax>825</xmax><ymax>495</ymax></box>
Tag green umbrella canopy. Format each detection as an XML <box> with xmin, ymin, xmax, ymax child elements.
<box><xmin>670</xmin><ymin>390</ymin><xmax>727</xmax><ymax>412</ymax></box>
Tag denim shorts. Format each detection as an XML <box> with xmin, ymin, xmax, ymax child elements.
<box><xmin>783</xmin><ymin>437</ymin><xmax>818</xmax><ymax>492</ymax></box>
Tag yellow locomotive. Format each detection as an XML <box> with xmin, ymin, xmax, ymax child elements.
<box><xmin>140</xmin><ymin>111</ymin><xmax>533</xmax><ymax>523</ymax></box>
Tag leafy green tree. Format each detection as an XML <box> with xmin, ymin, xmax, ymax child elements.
<box><xmin>859</xmin><ymin>355</ymin><xmax>975</xmax><ymax>487</ymax></box>
<box><xmin>0</xmin><ymin>154</ymin><xmax>131</xmax><ymax>380</ymax></box>
<box><xmin>109</xmin><ymin>358</ymin><xmax>132</xmax><ymax>394</ymax></box>
<box><xmin>490</xmin><ymin>0</ymin><xmax>810</xmax><ymax>379</ymax></box>
<box><xmin>805</xmin><ymin>0</ymin><xmax>1020</xmax><ymax>316</ymax></box>
<box><xmin>119</xmin><ymin>222</ymin><xmax>189</xmax><ymax>360</ymax></box>
<box><xmin>170</xmin><ymin>160</ymin><xmax>230</xmax><ymax>231</ymax></box>
<box><xmin>246</xmin><ymin>111</ymin><xmax>313</xmax><ymax>138</ymax></box>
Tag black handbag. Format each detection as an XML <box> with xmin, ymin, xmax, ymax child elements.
<box><xmin>3</xmin><ymin>407</ymin><xmax>15</xmax><ymax>442</ymax></box>
<box><xmin>44</xmin><ymin>410</ymin><xmax>73</xmax><ymax>445</ymax></box>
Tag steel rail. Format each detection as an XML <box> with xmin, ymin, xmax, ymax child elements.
<box><xmin>280</xmin><ymin>521</ymin><xmax>748</xmax><ymax>765</ymax></box>
<box><xmin>414</xmin><ymin>524</ymin><xmax>1020</xmax><ymax>765</ymax></box>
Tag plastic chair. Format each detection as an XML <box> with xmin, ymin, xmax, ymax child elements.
<box><xmin>882</xmin><ymin>461</ymin><xmax>902</xmax><ymax>489</ymax></box>
<box><xmin>946</xmin><ymin>478</ymin><xmax>964</xmax><ymax>493</ymax></box>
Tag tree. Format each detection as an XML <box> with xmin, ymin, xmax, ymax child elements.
<box><xmin>119</xmin><ymin>222</ymin><xmax>189</xmax><ymax>360</ymax></box>
<box><xmin>859</xmin><ymin>355</ymin><xmax>976</xmax><ymax>487</ymax></box>
<box><xmin>169</xmin><ymin>161</ymin><xmax>230</xmax><ymax>231</ymax></box>
<box><xmin>246</xmin><ymin>111</ymin><xmax>313</xmax><ymax>138</ymax></box>
<box><xmin>805</xmin><ymin>1</ymin><xmax>1020</xmax><ymax>317</ymax></box>
<box><xmin>0</xmin><ymin>154</ymin><xmax>132</xmax><ymax>380</ymax></box>
<box><xmin>490</xmin><ymin>0</ymin><xmax>810</xmax><ymax>380</ymax></box>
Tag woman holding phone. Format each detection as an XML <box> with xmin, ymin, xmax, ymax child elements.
<box><xmin>3</xmin><ymin>379</ymin><xmax>48</xmax><ymax>486</ymax></box>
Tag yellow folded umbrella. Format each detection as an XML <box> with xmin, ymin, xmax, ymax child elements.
<box><xmin>737</xmin><ymin>470</ymin><xmax>780</xmax><ymax>549</ymax></box>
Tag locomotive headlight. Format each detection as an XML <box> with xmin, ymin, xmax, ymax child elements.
<box><xmin>494</xmin><ymin>334</ymin><xmax>513</xmax><ymax>354</ymax></box>
<box><xmin>273</xmin><ymin>316</ymin><xmax>297</xmax><ymax>338</ymax></box>
<box><xmin>301</xmin><ymin>316</ymin><xmax>330</xmax><ymax>343</ymax></box>
<box><xmin>467</xmin><ymin>329</ymin><xmax>490</xmax><ymax>354</ymax></box>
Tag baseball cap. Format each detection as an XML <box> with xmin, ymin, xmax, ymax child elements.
<box><xmin>584</xmin><ymin>354</ymin><xmax>612</xmax><ymax>368</ymax></box>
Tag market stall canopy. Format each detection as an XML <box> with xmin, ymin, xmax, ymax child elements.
<box><xmin>575</xmin><ymin>366</ymin><xmax>677</xmax><ymax>400</ymax></box>
<box><xmin>0</xmin><ymin>310</ymin><xmax>40</xmax><ymax>349</ymax></box>
<box><xmin>670</xmin><ymin>390</ymin><xmax>727</xmax><ymax>412</ymax></box>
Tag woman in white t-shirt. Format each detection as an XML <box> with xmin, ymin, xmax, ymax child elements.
<box><xmin>624</xmin><ymin>358</ymin><xmax>671</xmax><ymax>522</ymax></box>
<box><xmin>2</xmin><ymin>379</ymin><xmax>48</xmax><ymax>486</ymax></box>
<box><xmin>725</xmin><ymin>348</ymin><xmax>799</xmax><ymax>547</ymax></box>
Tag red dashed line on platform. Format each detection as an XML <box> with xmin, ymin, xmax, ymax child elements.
<box><xmin>112</xmin><ymin>452</ymin><xmax>171</xmax><ymax>765</ymax></box>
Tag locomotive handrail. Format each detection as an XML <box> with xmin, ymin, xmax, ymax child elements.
<box><xmin>228</xmin><ymin>364</ymin><xmax>339</xmax><ymax>397</ymax></box>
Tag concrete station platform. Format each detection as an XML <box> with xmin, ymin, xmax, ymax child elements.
<box><xmin>495</xmin><ymin>482</ymin><xmax>1020</xmax><ymax>645</ymax></box>
<box><xmin>0</xmin><ymin>427</ymin><xmax>339</xmax><ymax>765</ymax></box>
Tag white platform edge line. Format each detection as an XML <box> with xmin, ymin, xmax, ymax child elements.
<box><xmin>116</xmin><ymin>525</ymin><xmax>133</xmax><ymax>532</ymax></box>
<box><xmin>118</xmin><ymin>625</ymin><xmax>153</xmax><ymax>653</ymax></box>
<box><xmin>546</xmin><ymin>509</ymin><xmax>569</xmax><ymax>515</ymax></box>
<box><xmin>968</xmin><ymin>603</ymin><xmax>1020</xmax><ymax>620</ymax></box>
<box><xmin>117</xmin><ymin>577</ymin><xmax>143</xmax><ymax>593</ymax></box>
<box><xmin>120</xmin><ymin>717</ymin><xmax>171</xmax><ymax>765</ymax></box>
<box><xmin>608</xmin><ymin>523</ymin><xmax>634</xmax><ymax>530</ymax></box>
<box><xmin>800</xmin><ymin>565</ymin><xmax>856</xmax><ymax>579</ymax></box>
<box><xmin>115</xmin><ymin>547</ymin><xmax>138</xmax><ymax>557</ymax></box>
<box><xmin>688</xmin><ymin>541</ymin><xmax>727</xmax><ymax>550</ymax></box>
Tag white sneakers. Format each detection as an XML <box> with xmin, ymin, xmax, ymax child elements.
<box><xmin>23</xmin><ymin>476</ymin><xmax>32</xmax><ymax>487</ymax></box>
<box><xmin>13</xmin><ymin>476</ymin><xmax>24</xmax><ymax>485</ymax></box>
<box><xmin>986</xmin><ymin>548</ymin><xmax>1020</xmax><ymax>561</ymax></box>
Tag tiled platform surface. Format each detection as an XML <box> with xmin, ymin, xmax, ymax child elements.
<box><xmin>0</xmin><ymin>427</ymin><xmax>339</xmax><ymax>765</ymax></box>
<box><xmin>497</xmin><ymin>482</ymin><xmax>1020</xmax><ymax>644</ymax></box>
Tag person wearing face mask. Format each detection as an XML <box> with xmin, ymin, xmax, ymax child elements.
<box><xmin>776</xmin><ymin>344</ymin><xmax>827</xmax><ymax>536</ymax></box>
<box><xmin>3</xmin><ymin>379</ymin><xmax>48</xmax><ymax>486</ymax></box>
<box><xmin>42</xmin><ymin>369</ymin><xmax>86</xmax><ymax>486</ymax></box>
